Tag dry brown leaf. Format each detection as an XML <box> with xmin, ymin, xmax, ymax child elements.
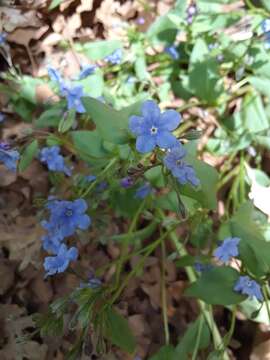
<box><xmin>0</xmin><ymin>260</ymin><xmax>15</xmax><ymax>295</ymax></box>
<box><xmin>0</xmin><ymin>164</ymin><xmax>17</xmax><ymax>186</ymax></box>
<box><xmin>0</xmin><ymin>8</ymin><xmax>43</xmax><ymax>32</ymax></box>
<box><xmin>76</xmin><ymin>0</ymin><xmax>94</xmax><ymax>13</ymax></box>
<box><xmin>0</xmin><ymin>304</ymin><xmax>48</xmax><ymax>360</ymax></box>
<box><xmin>8</xmin><ymin>26</ymin><xmax>49</xmax><ymax>46</ymax></box>
<box><xmin>0</xmin><ymin>216</ymin><xmax>43</xmax><ymax>270</ymax></box>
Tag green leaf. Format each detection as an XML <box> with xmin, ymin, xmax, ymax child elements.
<box><xmin>71</xmin><ymin>130</ymin><xmax>109</xmax><ymax>162</ymax></box>
<box><xmin>18</xmin><ymin>76</ymin><xmax>43</xmax><ymax>104</ymax></box>
<box><xmin>105</xmin><ymin>308</ymin><xmax>136</xmax><ymax>354</ymax></box>
<box><xmin>176</xmin><ymin>254</ymin><xmax>210</xmax><ymax>268</ymax></box>
<box><xmin>242</xmin><ymin>91</ymin><xmax>269</xmax><ymax>133</ymax></box>
<box><xmin>185</xmin><ymin>266</ymin><xmax>245</xmax><ymax>305</ymax></box>
<box><xmin>188</xmin><ymin>59</ymin><xmax>224</xmax><ymax>104</ymax></box>
<box><xmin>227</xmin><ymin>202</ymin><xmax>270</xmax><ymax>277</ymax></box>
<box><xmin>178</xmin><ymin>153</ymin><xmax>219</xmax><ymax>210</ymax></box>
<box><xmin>82</xmin><ymin>97</ymin><xmax>130</xmax><ymax>144</ymax></box>
<box><xmin>58</xmin><ymin>109</ymin><xmax>75</xmax><ymax>133</ymax></box>
<box><xmin>175</xmin><ymin>315</ymin><xmax>211</xmax><ymax>359</ymax></box>
<box><xmin>76</xmin><ymin>40</ymin><xmax>122</xmax><ymax>61</ymax></box>
<box><xmin>261</xmin><ymin>0</ymin><xmax>270</xmax><ymax>11</ymax></box>
<box><xmin>19</xmin><ymin>140</ymin><xmax>39</xmax><ymax>172</ymax></box>
<box><xmin>248</xmin><ymin>76</ymin><xmax>270</xmax><ymax>98</ymax></box>
<box><xmin>149</xmin><ymin>345</ymin><xmax>176</xmax><ymax>360</ymax></box>
<box><xmin>35</xmin><ymin>106</ymin><xmax>64</xmax><ymax>128</ymax></box>
<box><xmin>77</xmin><ymin>70</ymin><xmax>104</xmax><ymax>98</ymax></box>
<box><xmin>49</xmin><ymin>0</ymin><xmax>62</xmax><ymax>10</ymax></box>
<box><xmin>147</xmin><ymin>14</ymin><xmax>177</xmax><ymax>44</ymax></box>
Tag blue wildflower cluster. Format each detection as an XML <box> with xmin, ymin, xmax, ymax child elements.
<box><xmin>212</xmin><ymin>237</ymin><xmax>262</xmax><ymax>301</ymax></box>
<box><xmin>163</xmin><ymin>146</ymin><xmax>200</xmax><ymax>187</ymax></box>
<box><xmin>47</xmin><ymin>66</ymin><xmax>87</xmax><ymax>113</ymax></box>
<box><xmin>40</xmin><ymin>146</ymin><xmax>71</xmax><ymax>176</ymax></box>
<box><xmin>104</xmin><ymin>49</ymin><xmax>122</xmax><ymax>65</ymax></box>
<box><xmin>0</xmin><ymin>142</ymin><xmax>20</xmax><ymax>171</ymax></box>
<box><xmin>41</xmin><ymin>198</ymin><xmax>91</xmax><ymax>277</ymax></box>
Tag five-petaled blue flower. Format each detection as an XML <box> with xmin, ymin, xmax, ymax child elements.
<box><xmin>234</xmin><ymin>276</ymin><xmax>263</xmax><ymax>302</ymax></box>
<box><xmin>60</xmin><ymin>83</ymin><xmax>86</xmax><ymax>113</ymax></box>
<box><xmin>163</xmin><ymin>146</ymin><xmax>200</xmax><ymax>187</ymax></box>
<box><xmin>44</xmin><ymin>244</ymin><xmax>78</xmax><ymax>277</ymax></box>
<box><xmin>213</xmin><ymin>237</ymin><xmax>240</xmax><ymax>263</ymax></box>
<box><xmin>0</xmin><ymin>143</ymin><xmax>20</xmax><ymax>171</ymax></box>
<box><xmin>47</xmin><ymin>66</ymin><xmax>63</xmax><ymax>83</ymax></box>
<box><xmin>104</xmin><ymin>49</ymin><xmax>122</xmax><ymax>65</ymax></box>
<box><xmin>129</xmin><ymin>100</ymin><xmax>181</xmax><ymax>153</ymax></box>
<box><xmin>165</xmin><ymin>45</ymin><xmax>180</xmax><ymax>60</ymax></box>
<box><xmin>78</xmin><ymin>64</ymin><xmax>97</xmax><ymax>80</ymax></box>
<box><xmin>135</xmin><ymin>183</ymin><xmax>152</xmax><ymax>199</ymax></box>
<box><xmin>46</xmin><ymin>198</ymin><xmax>91</xmax><ymax>238</ymax></box>
<box><xmin>40</xmin><ymin>146</ymin><xmax>71</xmax><ymax>176</ymax></box>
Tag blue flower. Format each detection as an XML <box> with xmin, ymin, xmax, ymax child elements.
<box><xmin>60</xmin><ymin>83</ymin><xmax>86</xmax><ymax>113</ymax></box>
<box><xmin>104</xmin><ymin>49</ymin><xmax>122</xmax><ymax>65</ymax></box>
<box><xmin>44</xmin><ymin>244</ymin><xmax>78</xmax><ymax>277</ymax></box>
<box><xmin>47</xmin><ymin>66</ymin><xmax>63</xmax><ymax>83</ymax></box>
<box><xmin>187</xmin><ymin>4</ymin><xmax>197</xmax><ymax>16</ymax></box>
<box><xmin>136</xmin><ymin>17</ymin><xmax>145</xmax><ymax>25</ymax></box>
<box><xmin>213</xmin><ymin>237</ymin><xmax>240</xmax><ymax>263</ymax></box>
<box><xmin>165</xmin><ymin>45</ymin><xmax>180</xmax><ymax>60</ymax></box>
<box><xmin>46</xmin><ymin>198</ymin><xmax>91</xmax><ymax>238</ymax></box>
<box><xmin>135</xmin><ymin>183</ymin><xmax>152</xmax><ymax>199</ymax></box>
<box><xmin>262</xmin><ymin>19</ymin><xmax>270</xmax><ymax>33</ymax></box>
<box><xmin>85</xmin><ymin>174</ymin><xmax>97</xmax><ymax>182</ymax></box>
<box><xmin>41</xmin><ymin>220</ymin><xmax>64</xmax><ymax>254</ymax></box>
<box><xmin>163</xmin><ymin>146</ymin><xmax>200</xmax><ymax>187</ymax></box>
<box><xmin>0</xmin><ymin>113</ymin><xmax>5</xmax><ymax>123</ymax></box>
<box><xmin>0</xmin><ymin>143</ymin><xmax>20</xmax><ymax>171</ymax></box>
<box><xmin>120</xmin><ymin>176</ymin><xmax>134</xmax><ymax>188</ymax></box>
<box><xmin>129</xmin><ymin>100</ymin><xmax>181</xmax><ymax>153</ymax></box>
<box><xmin>40</xmin><ymin>146</ymin><xmax>71</xmax><ymax>176</ymax></box>
<box><xmin>78</xmin><ymin>64</ymin><xmax>97</xmax><ymax>80</ymax></box>
<box><xmin>234</xmin><ymin>276</ymin><xmax>263</xmax><ymax>301</ymax></box>
<box><xmin>0</xmin><ymin>32</ymin><xmax>7</xmax><ymax>45</ymax></box>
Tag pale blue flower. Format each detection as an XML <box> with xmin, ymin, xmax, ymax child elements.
<box><xmin>129</xmin><ymin>100</ymin><xmax>181</xmax><ymax>153</ymax></box>
<box><xmin>40</xmin><ymin>146</ymin><xmax>71</xmax><ymax>176</ymax></box>
<box><xmin>104</xmin><ymin>49</ymin><xmax>122</xmax><ymax>65</ymax></box>
<box><xmin>214</xmin><ymin>237</ymin><xmax>240</xmax><ymax>263</ymax></box>
<box><xmin>163</xmin><ymin>146</ymin><xmax>200</xmax><ymax>187</ymax></box>
<box><xmin>135</xmin><ymin>183</ymin><xmax>152</xmax><ymax>199</ymax></box>
<box><xmin>0</xmin><ymin>143</ymin><xmax>20</xmax><ymax>171</ymax></box>
<box><xmin>47</xmin><ymin>66</ymin><xmax>63</xmax><ymax>83</ymax></box>
<box><xmin>78</xmin><ymin>64</ymin><xmax>97</xmax><ymax>80</ymax></box>
<box><xmin>234</xmin><ymin>276</ymin><xmax>263</xmax><ymax>301</ymax></box>
<box><xmin>44</xmin><ymin>244</ymin><xmax>78</xmax><ymax>277</ymax></box>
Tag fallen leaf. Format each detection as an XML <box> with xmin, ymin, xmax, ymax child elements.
<box><xmin>8</xmin><ymin>26</ymin><xmax>49</xmax><ymax>46</ymax></box>
<box><xmin>0</xmin><ymin>8</ymin><xmax>43</xmax><ymax>32</ymax></box>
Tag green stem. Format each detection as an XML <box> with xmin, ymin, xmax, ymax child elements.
<box><xmin>262</xmin><ymin>285</ymin><xmax>270</xmax><ymax>323</ymax></box>
<box><xmin>161</xmin><ymin>239</ymin><xmax>170</xmax><ymax>345</ymax></box>
<box><xmin>109</xmin><ymin>226</ymin><xmax>177</xmax><ymax>305</ymax></box>
<box><xmin>114</xmin><ymin>201</ymin><xmax>145</xmax><ymax>288</ymax></box>
<box><xmin>80</xmin><ymin>158</ymin><xmax>117</xmax><ymax>198</ymax></box>
<box><xmin>159</xmin><ymin>211</ymin><xmax>230</xmax><ymax>360</ymax></box>
<box><xmin>192</xmin><ymin>315</ymin><xmax>204</xmax><ymax>360</ymax></box>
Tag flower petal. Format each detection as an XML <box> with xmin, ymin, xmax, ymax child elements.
<box><xmin>156</xmin><ymin>132</ymin><xmax>178</xmax><ymax>149</ymax></box>
<box><xmin>136</xmin><ymin>135</ymin><xmax>156</xmax><ymax>153</ymax></box>
<box><xmin>141</xmin><ymin>100</ymin><xmax>160</xmax><ymax>120</ymax></box>
<box><xmin>129</xmin><ymin>115</ymin><xmax>144</xmax><ymax>135</ymax></box>
<box><xmin>159</xmin><ymin>110</ymin><xmax>181</xmax><ymax>131</ymax></box>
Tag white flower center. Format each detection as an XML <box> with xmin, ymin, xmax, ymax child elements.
<box><xmin>150</xmin><ymin>126</ymin><xmax>158</xmax><ymax>135</ymax></box>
